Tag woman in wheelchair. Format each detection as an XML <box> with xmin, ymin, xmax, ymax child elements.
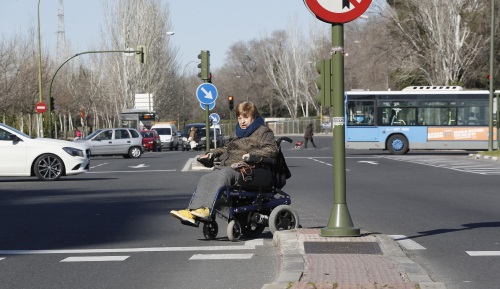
<box><xmin>170</xmin><ymin>101</ymin><xmax>279</xmax><ymax>226</ymax></box>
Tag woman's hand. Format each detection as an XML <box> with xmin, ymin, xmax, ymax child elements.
<box><xmin>200</xmin><ymin>153</ymin><xmax>213</xmax><ymax>159</ymax></box>
<box><xmin>242</xmin><ymin>153</ymin><xmax>250</xmax><ymax>160</ymax></box>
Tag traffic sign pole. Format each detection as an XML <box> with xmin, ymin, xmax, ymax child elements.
<box><xmin>320</xmin><ymin>24</ymin><xmax>360</xmax><ymax>238</ymax></box>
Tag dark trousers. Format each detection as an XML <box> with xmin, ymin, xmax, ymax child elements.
<box><xmin>304</xmin><ymin>137</ymin><xmax>316</xmax><ymax>148</ymax></box>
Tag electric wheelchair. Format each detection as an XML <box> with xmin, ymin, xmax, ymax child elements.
<box><xmin>192</xmin><ymin>137</ymin><xmax>299</xmax><ymax>241</ymax></box>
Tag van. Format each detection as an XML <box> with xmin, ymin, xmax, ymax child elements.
<box><xmin>151</xmin><ymin>123</ymin><xmax>179</xmax><ymax>151</ymax></box>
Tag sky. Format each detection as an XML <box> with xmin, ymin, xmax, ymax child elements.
<box><xmin>0</xmin><ymin>0</ymin><xmax>319</xmax><ymax>70</ymax></box>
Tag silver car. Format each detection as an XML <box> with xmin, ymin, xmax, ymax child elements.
<box><xmin>76</xmin><ymin>128</ymin><xmax>144</xmax><ymax>158</ymax></box>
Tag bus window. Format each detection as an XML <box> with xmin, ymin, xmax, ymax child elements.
<box><xmin>379</xmin><ymin>107</ymin><xmax>416</xmax><ymax>126</ymax></box>
<box><xmin>347</xmin><ymin>101</ymin><xmax>375</xmax><ymax>125</ymax></box>
<box><xmin>419</xmin><ymin>107</ymin><xmax>457</xmax><ymax>125</ymax></box>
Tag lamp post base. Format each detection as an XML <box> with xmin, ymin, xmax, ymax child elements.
<box><xmin>320</xmin><ymin>203</ymin><xmax>360</xmax><ymax>237</ymax></box>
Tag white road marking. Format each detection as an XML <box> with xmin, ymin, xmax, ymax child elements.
<box><xmin>61</xmin><ymin>256</ymin><xmax>129</xmax><ymax>262</ymax></box>
<box><xmin>0</xmin><ymin>257</ymin><xmax>5</xmax><ymax>261</ymax></box>
<box><xmin>309</xmin><ymin>158</ymin><xmax>333</xmax><ymax>167</ymax></box>
<box><xmin>87</xmin><ymin>169</ymin><xmax>176</xmax><ymax>174</ymax></box>
<box><xmin>466</xmin><ymin>251</ymin><xmax>500</xmax><ymax>256</ymax></box>
<box><xmin>189</xmin><ymin>253</ymin><xmax>254</xmax><ymax>260</ymax></box>
<box><xmin>389</xmin><ymin>235</ymin><xmax>426</xmax><ymax>250</ymax></box>
<box><xmin>128</xmin><ymin>164</ymin><xmax>150</xmax><ymax>169</ymax></box>
<box><xmin>358</xmin><ymin>161</ymin><xmax>378</xmax><ymax>165</ymax></box>
<box><xmin>382</xmin><ymin>155</ymin><xmax>500</xmax><ymax>175</ymax></box>
<box><xmin>0</xmin><ymin>239</ymin><xmax>263</xmax><ymax>255</ymax></box>
<box><xmin>90</xmin><ymin>163</ymin><xmax>108</xmax><ymax>169</ymax></box>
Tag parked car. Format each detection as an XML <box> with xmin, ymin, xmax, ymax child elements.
<box><xmin>151</xmin><ymin>123</ymin><xmax>179</xmax><ymax>151</ymax></box>
<box><xmin>0</xmin><ymin>122</ymin><xmax>90</xmax><ymax>181</ymax></box>
<box><xmin>140</xmin><ymin>130</ymin><xmax>161</xmax><ymax>152</ymax></box>
<box><xmin>75</xmin><ymin>128</ymin><xmax>143</xmax><ymax>158</ymax></box>
<box><xmin>181</xmin><ymin>123</ymin><xmax>224</xmax><ymax>151</ymax></box>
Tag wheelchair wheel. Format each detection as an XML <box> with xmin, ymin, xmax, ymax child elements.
<box><xmin>241</xmin><ymin>223</ymin><xmax>266</xmax><ymax>239</ymax></box>
<box><xmin>203</xmin><ymin>221</ymin><xmax>218</xmax><ymax>240</ymax></box>
<box><xmin>227</xmin><ymin>220</ymin><xmax>242</xmax><ymax>242</ymax></box>
<box><xmin>269</xmin><ymin>205</ymin><xmax>299</xmax><ymax>234</ymax></box>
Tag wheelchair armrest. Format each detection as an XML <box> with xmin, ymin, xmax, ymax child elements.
<box><xmin>243</xmin><ymin>155</ymin><xmax>276</xmax><ymax>166</ymax></box>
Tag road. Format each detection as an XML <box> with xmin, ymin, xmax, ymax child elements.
<box><xmin>1</xmin><ymin>135</ymin><xmax>500</xmax><ymax>289</ymax></box>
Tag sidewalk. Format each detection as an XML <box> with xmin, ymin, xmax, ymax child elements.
<box><xmin>262</xmin><ymin>229</ymin><xmax>446</xmax><ymax>289</ymax></box>
<box><xmin>187</xmin><ymin>157</ymin><xmax>448</xmax><ymax>288</ymax></box>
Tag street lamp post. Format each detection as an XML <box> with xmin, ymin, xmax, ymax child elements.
<box><xmin>146</xmin><ymin>31</ymin><xmax>174</xmax><ymax>112</ymax></box>
<box><xmin>37</xmin><ymin>0</ymin><xmax>43</xmax><ymax>137</ymax></box>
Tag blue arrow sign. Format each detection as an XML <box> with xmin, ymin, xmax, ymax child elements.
<box><xmin>209</xmin><ymin>113</ymin><xmax>220</xmax><ymax>124</ymax></box>
<box><xmin>200</xmin><ymin>101</ymin><xmax>216</xmax><ymax>111</ymax></box>
<box><xmin>196</xmin><ymin>83</ymin><xmax>218</xmax><ymax>105</ymax></box>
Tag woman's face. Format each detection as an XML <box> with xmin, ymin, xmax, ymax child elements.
<box><xmin>237</xmin><ymin>114</ymin><xmax>255</xmax><ymax>129</ymax></box>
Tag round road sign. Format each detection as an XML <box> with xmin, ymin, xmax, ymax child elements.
<box><xmin>36</xmin><ymin>102</ymin><xmax>47</xmax><ymax>113</ymax></box>
<box><xmin>303</xmin><ymin>0</ymin><xmax>372</xmax><ymax>24</ymax></box>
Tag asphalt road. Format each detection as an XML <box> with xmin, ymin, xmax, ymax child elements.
<box><xmin>1</xmin><ymin>135</ymin><xmax>500</xmax><ymax>289</ymax></box>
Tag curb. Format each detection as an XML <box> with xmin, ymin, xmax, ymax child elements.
<box><xmin>262</xmin><ymin>230</ymin><xmax>446</xmax><ymax>289</ymax></box>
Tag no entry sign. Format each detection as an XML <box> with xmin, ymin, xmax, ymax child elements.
<box><xmin>303</xmin><ymin>0</ymin><xmax>372</xmax><ymax>24</ymax></box>
<box><xmin>36</xmin><ymin>102</ymin><xmax>47</xmax><ymax>113</ymax></box>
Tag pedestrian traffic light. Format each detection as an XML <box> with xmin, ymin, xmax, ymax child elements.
<box><xmin>135</xmin><ymin>45</ymin><xmax>145</xmax><ymax>64</ymax></box>
<box><xmin>228</xmin><ymin>96</ymin><xmax>234</xmax><ymax>111</ymax></box>
<box><xmin>197</xmin><ymin>50</ymin><xmax>210</xmax><ymax>80</ymax></box>
<box><xmin>50</xmin><ymin>96</ymin><xmax>55</xmax><ymax>111</ymax></box>
<box><xmin>315</xmin><ymin>59</ymin><xmax>332</xmax><ymax>107</ymax></box>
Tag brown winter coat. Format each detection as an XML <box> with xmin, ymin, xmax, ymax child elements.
<box><xmin>212</xmin><ymin>125</ymin><xmax>278</xmax><ymax>166</ymax></box>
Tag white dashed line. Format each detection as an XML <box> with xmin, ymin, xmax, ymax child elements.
<box><xmin>0</xmin><ymin>239</ymin><xmax>263</xmax><ymax>255</ymax></box>
<box><xmin>466</xmin><ymin>251</ymin><xmax>500</xmax><ymax>256</ymax></box>
<box><xmin>189</xmin><ymin>253</ymin><xmax>254</xmax><ymax>260</ymax></box>
<box><xmin>61</xmin><ymin>256</ymin><xmax>129</xmax><ymax>262</ymax></box>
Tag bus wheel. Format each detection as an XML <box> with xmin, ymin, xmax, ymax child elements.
<box><xmin>387</xmin><ymin>134</ymin><xmax>409</xmax><ymax>155</ymax></box>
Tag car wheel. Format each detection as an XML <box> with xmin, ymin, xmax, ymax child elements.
<box><xmin>34</xmin><ymin>154</ymin><xmax>64</xmax><ymax>181</ymax></box>
<box><xmin>129</xmin><ymin>146</ymin><xmax>142</xmax><ymax>158</ymax></box>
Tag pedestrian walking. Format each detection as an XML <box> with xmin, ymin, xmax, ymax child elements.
<box><xmin>303</xmin><ymin>123</ymin><xmax>317</xmax><ymax>149</ymax></box>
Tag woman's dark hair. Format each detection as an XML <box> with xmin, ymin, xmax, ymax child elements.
<box><xmin>235</xmin><ymin>102</ymin><xmax>259</xmax><ymax>118</ymax></box>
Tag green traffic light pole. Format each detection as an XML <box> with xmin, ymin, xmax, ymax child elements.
<box><xmin>320</xmin><ymin>23</ymin><xmax>360</xmax><ymax>237</ymax></box>
<box><xmin>48</xmin><ymin>49</ymin><xmax>142</xmax><ymax>138</ymax></box>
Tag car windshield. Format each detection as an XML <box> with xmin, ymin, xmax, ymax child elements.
<box><xmin>142</xmin><ymin>132</ymin><xmax>154</xmax><ymax>138</ymax></box>
<box><xmin>84</xmin><ymin>129</ymin><xmax>102</xmax><ymax>140</ymax></box>
<box><xmin>0</xmin><ymin>122</ymin><xmax>32</xmax><ymax>138</ymax></box>
<box><xmin>155</xmin><ymin>128</ymin><xmax>171</xmax><ymax>135</ymax></box>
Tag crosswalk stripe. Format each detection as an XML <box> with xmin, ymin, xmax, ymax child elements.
<box><xmin>189</xmin><ymin>253</ymin><xmax>254</xmax><ymax>260</ymax></box>
<box><xmin>0</xmin><ymin>257</ymin><xmax>5</xmax><ymax>261</ymax></box>
<box><xmin>61</xmin><ymin>256</ymin><xmax>129</xmax><ymax>262</ymax></box>
<box><xmin>466</xmin><ymin>251</ymin><xmax>500</xmax><ymax>256</ymax></box>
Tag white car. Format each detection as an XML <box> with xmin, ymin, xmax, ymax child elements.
<box><xmin>0</xmin><ymin>123</ymin><xmax>90</xmax><ymax>181</ymax></box>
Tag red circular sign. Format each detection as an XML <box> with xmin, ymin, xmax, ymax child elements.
<box><xmin>304</xmin><ymin>0</ymin><xmax>372</xmax><ymax>24</ymax></box>
<box><xmin>36</xmin><ymin>102</ymin><xmax>47</xmax><ymax>113</ymax></box>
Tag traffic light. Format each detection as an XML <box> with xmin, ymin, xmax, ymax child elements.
<box><xmin>197</xmin><ymin>50</ymin><xmax>210</xmax><ymax>80</ymax></box>
<box><xmin>135</xmin><ymin>45</ymin><xmax>145</xmax><ymax>64</ymax></box>
<box><xmin>228</xmin><ymin>96</ymin><xmax>234</xmax><ymax>111</ymax></box>
<box><xmin>315</xmin><ymin>59</ymin><xmax>332</xmax><ymax>107</ymax></box>
<box><xmin>208</xmin><ymin>73</ymin><xmax>212</xmax><ymax>83</ymax></box>
<box><xmin>50</xmin><ymin>96</ymin><xmax>55</xmax><ymax>111</ymax></box>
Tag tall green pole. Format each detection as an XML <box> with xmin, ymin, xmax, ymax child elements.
<box><xmin>488</xmin><ymin>0</ymin><xmax>495</xmax><ymax>151</ymax></box>
<box><xmin>321</xmin><ymin>23</ymin><xmax>360</xmax><ymax>237</ymax></box>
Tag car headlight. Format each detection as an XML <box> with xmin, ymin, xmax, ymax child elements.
<box><xmin>201</xmin><ymin>137</ymin><xmax>206</xmax><ymax>141</ymax></box>
<box><xmin>63</xmin><ymin>147</ymin><xmax>84</xmax><ymax>157</ymax></box>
